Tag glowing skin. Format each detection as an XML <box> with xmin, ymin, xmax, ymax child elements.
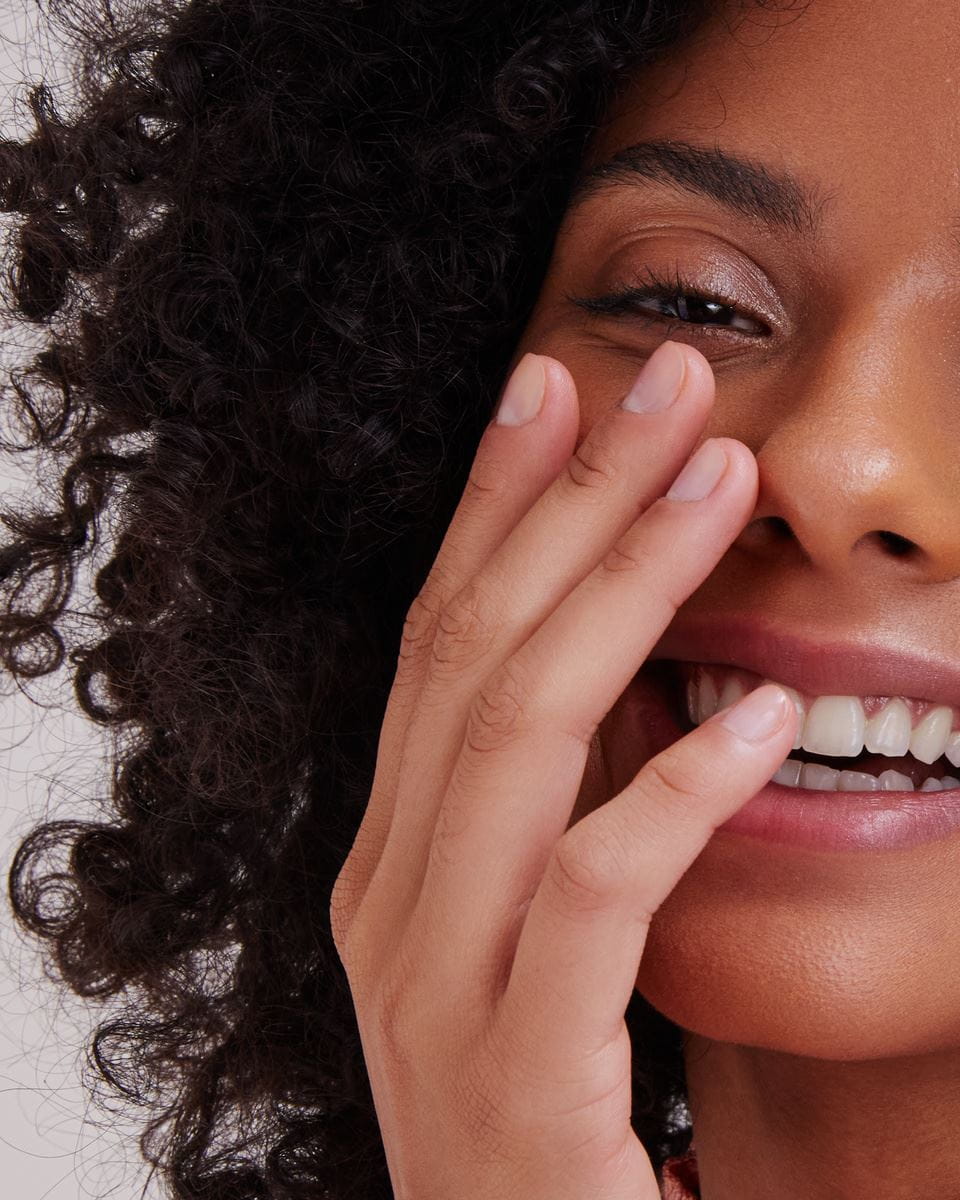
<box><xmin>511</xmin><ymin>1</ymin><xmax>960</xmax><ymax>1197</ymax></box>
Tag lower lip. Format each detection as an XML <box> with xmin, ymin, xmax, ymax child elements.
<box><xmin>623</xmin><ymin>664</ymin><xmax>960</xmax><ymax>853</ymax></box>
<box><xmin>717</xmin><ymin>780</ymin><xmax>960</xmax><ymax>852</ymax></box>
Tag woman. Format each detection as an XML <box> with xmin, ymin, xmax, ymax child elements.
<box><xmin>1</xmin><ymin>0</ymin><xmax>955</xmax><ymax>1195</ymax></box>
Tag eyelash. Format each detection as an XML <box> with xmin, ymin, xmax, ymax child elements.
<box><xmin>569</xmin><ymin>264</ymin><xmax>770</xmax><ymax>339</ymax></box>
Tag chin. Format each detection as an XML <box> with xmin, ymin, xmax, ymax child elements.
<box><xmin>632</xmin><ymin>860</ymin><xmax>960</xmax><ymax>1062</ymax></box>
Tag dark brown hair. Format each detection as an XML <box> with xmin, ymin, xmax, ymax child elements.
<box><xmin>0</xmin><ymin>1</ymin><xmax>725</xmax><ymax>1194</ymax></box>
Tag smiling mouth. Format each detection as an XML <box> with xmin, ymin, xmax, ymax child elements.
<box><xmin>674</xmin><ymin>661</ymin><xmax>960</xmax><ymax>793</ymax></box>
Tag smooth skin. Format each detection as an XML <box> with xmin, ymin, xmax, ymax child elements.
<box><xmin>331</xmin><ymin>341</ymin><xmax>797</xmax><ymax>1200</ymax></box>
<box><xmin>516</xmin><ymin>1</ymin><xmax>960</xmax><ymax>1197</ymax></box>
<box><xmin>333</xmin><ymin>0</ymin><xmax>960</xmax><ymax>1197</ymax></box>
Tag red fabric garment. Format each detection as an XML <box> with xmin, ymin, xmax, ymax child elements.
<box><xmin>661</xmin><ymin>1148</ymin><xmax>700</xmax><ymax>1199</ymax></box>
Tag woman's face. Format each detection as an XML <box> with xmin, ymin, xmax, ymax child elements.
<box><xmin>514</xmin><ymin>0</ymin><xmax>960</xmax><ymax>1061</ymax></box>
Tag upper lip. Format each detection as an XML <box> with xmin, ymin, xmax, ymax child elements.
<box><xmin>650</xmin><ymin>615</ymin><xmax>960</xmax><ymax>708</ymax></box>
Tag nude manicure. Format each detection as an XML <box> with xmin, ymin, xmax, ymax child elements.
<box><xmin>719</xmin><ymin>684</ymin><xmax>791</xmax><ymax>743</ymax></box>
<box><xmin>620</xmin><ymin>340</ymin><xmax>686</xmax><ymax>413</ymax></box>
<box><xmin>666</xmin><ymin>440</ymin><xmax>728</xmax><ymax>502</ymax></box>
<box><xmin>495</xmin><ymin>354</ymin><xmax>546</xmax><ymax>425</ymax></box>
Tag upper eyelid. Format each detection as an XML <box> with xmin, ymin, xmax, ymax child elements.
<box><xmin>571</xmin><ymin>280</ymin><xmax>742</xmax><ymax>314</ymax></box>
<box><xmin>566</xmin><ymin>227</ymin><xmax>796</xmax><ymax>324</ymax></box>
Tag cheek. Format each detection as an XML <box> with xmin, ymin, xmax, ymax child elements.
<box><xmin>634</xmin><ymin>836</ymin><xmax>960</xmax><ymax>1060</ymax></box>
<box><xmin>508</xmin><ymin>310</ymin><xmax>649</xmax><ymax>440</ymax></box>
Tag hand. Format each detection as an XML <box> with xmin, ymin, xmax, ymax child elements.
<box><xmin>329</xmin><ymin>342</ymin><xmax>796</xmax><ymax>1200</ymax></box>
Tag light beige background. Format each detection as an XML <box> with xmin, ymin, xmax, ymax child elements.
<box><xmin>0</xmin><ymin>3</ymin><xmax>159</xmax><ymax>1195</ymax></box>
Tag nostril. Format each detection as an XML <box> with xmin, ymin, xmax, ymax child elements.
<box><xmin>765</xmin><ymin>515</ymin><xmax>793</xmax><ymax>540</ymax></box>
<box><xmin>872</xmin><ymin>530</ymin><xmax>917</xmax><ymax>558</ymax></box>
<box><xmin>735</xmin><ymin>514</ymin><xmax>796</xmax><ymax>552</ymax></box>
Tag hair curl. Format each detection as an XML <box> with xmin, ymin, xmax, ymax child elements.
<box><xmin>0</xmin><ymin>1</ymin><xmax>731</xmax><ymax>1195</ymax></box>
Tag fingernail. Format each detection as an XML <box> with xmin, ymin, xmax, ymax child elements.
<box><xmin>718</xmin><ymin>684</ymin><xmax>790</xmax><ymax>742</ymax></box>
<box><xmin>495</xmin><ymin>354</ymin><xmax>546</xmax><ymax>426</ymax></box>
<box><xmin>620</xmin><ymin>341</ymin><xmax>686</xmax><ymax>413</ymax></box>
<box><xmin>666</xmin><ymin>439</ymin><xmax>728</xmax><ymax>502</ymax></box>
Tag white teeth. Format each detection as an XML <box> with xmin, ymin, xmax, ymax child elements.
<box><xmin>863</xmin><ymin>698</ymin><xmax>912</xmax><ymax>757</ymax></box>
<box><xmin>773</xmin><ymin>758</ymin><xmax>802</xmax><ymax>786</ymax></box>
<box><xmin>718</xmin><ymin>675</ymin><xmax>746</xmax><ymax>712</ymax></box>
<box><xmin>838</xmin><ymin>770</ymin><xmax>880</xmax><ymax>792</ymax></box>
<box><xmin>801</xmin><ymin>695</ymin><xmax>866</xmax><ymax>758</ymax></box>
<box><xmin>696</xmin><ymin>673</ymin><xmax>719</xmax><ymax>723</ymax></box>
<box><xmin>687</xmin><ymin>667</ymin><xmax>960</xmax><ymax>785</ymax></box>
<box><xmin>800</xmin><ymin>762</ymin><xmax>840</xmax><ymax>791</ymax></box>
<box><xmin>919</xmin><ymin>775</ymin><xmax>960</xmax><ymax>792</ymax></box>
<box><xmin>686</xmin><ymin>679</ymin><xmax>698</xmax><ymax>725</ymax></box>
<box><xmin>909</xmin><ymin>705</ymin><xmax>952</xmax><ymax>765</ymax></box>
<box><xmin>773</xmin><ymin>762</ymin><xmax>960</xmax><ymax>793</ymax></box>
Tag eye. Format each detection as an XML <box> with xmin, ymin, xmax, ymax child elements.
<box><xmin>569</xmin><ymin>264</ymin><xmax>770</xmax><ymax>338</ymax></box>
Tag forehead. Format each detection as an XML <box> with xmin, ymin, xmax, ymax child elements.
<box><xmin>586</xmin><ymin>0</ymin><xmax>960</xmax><ymax>255</ymax></box>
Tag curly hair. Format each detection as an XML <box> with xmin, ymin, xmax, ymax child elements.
<box><xmin>0</xmin><ymin>0</ymin><xmax>739</xmax><ymax>1194</ymax></box>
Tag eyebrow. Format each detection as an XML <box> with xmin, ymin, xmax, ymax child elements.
<box><xmin>569</xmin><ymin>138</ymin><xmax>830</xmax><ymax>237</ymax></box>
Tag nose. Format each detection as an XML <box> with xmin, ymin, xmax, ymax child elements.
<box><xmin>733</xmin><ymin>321</ymin><xmax>960</xmax><ymax>586</ymax></box>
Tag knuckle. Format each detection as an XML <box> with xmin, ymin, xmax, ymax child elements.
<box><xmin>399</xmin><ymin>588</ymin><xmax>443</xmax><ymax>666</ymax></box>
<box><xmin>641</xmin><ymin>749</ymin><xmax>708</xmax><ymax>825</ymax></box>
<box><xmin>372</xmin><ymin>944</ymin><xmax>429</xmax><ymax>1074</ymax></box>
<box><xmin>599</xmin><ymin>536</ymin><xmax>655</xmax><ymax>576</ymax></box>
<box><xmin>328</xmin><ymin>815</ymin><xmax>388</xmax><ymax>954</ymax></box>
<box><xmin>428</xmin><ymin>795</ymin><xmax>472</xmax><ymax>867</ymax></box>
<box><xmin>597</xmin><ymin>538</ymin><xmax>685</xmax><ymax>626</ymax></box>
<box><xmin>329</xmin><ymin>865</ymin><xmax>360</xmax><ymax>954</ymax></box>
<box><xmin>560</xmin><ymin>436</ymin><xmax>619</xmax><ymax>499</ymax></box>
<box><xmin>464</xmin><ymin>450</ymin><xmax>512</xmax><ymax>507</ymax></box>
<box><xmin>329</xmin><ymin>865</ymin><xmax>384</xmax><ymax>984</ymax></box>
<box><xmin>547</xmin><ymin>830</ymin><xmax>625</xmax><ymax>913</ymax></box>
<box><xmin>328</xmin><ymin>883</ymin><xmax>370</xmax><ymax>984</ymax></box>
<box><xmin>464</xmin><ymin>660</ymin><xmax>537</xmax><ymax>756</ymax></box>
<box><xmin>430</xmin><ymin>579</ymin><xmax>498</xmax><ymax>677</ymax></box>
